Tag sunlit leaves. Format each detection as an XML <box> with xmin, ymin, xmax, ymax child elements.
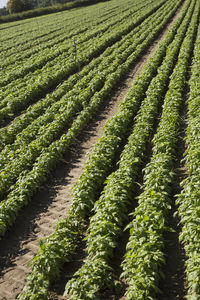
<box><xmin>176</xmin><ymin>15</ymin><xmax>200</xmax><ymax>299</ymax></box>
<box><xmin>121</xmin><ymin>2</ymin><xmax>199</xmax><ymax>298</ymax></box>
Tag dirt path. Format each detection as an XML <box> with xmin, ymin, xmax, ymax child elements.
<box><xmin>0</xmin><ymin>4</ymin><xmax>185</xmax><ymax>299</ymax></box>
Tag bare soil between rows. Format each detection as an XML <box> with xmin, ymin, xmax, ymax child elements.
<box><xmin>0</xmin><ymin>3</ymin><xmax>186</xmax><ymax>299</ymax></box>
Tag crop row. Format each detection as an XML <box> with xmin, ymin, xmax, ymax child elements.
<box><xmin>0</xmin><ymin>0</ymin><xmax>152</xmax><ymax>64</ymax></box>
<box><xmin>0</xmin><ymin>0</ymin><xmax>150</xmax><ymax>67</ymax></box>
<box><xmin>0</xmin><ymin>1</ymin><xmax>165</xmax><ymax>152</ymax></box>
<box><xmin>2</xmin><ymin>0</ymin><xmax>166</xmax><ymax>91</ymax></box>
<box><xmin>0</xmin><ymin>0</ymin><xmax>129</xmax><ymax>47</ymax></box>
<box><xmin>0</xmin><ymin>0</ymin><xmax>182</xmax><ymax>231</ymax></box>
<box><xmin>121</xmin><ymin>3</ymin><xmax>199</xmax><ymax>298</ymax></box>
<box><xmin>0</xmin><ymin>0</ymin><xmax>135</xmax><ymax>45</ymax></box>
<box><xmin>65</xmin><ymin>2</ymin><xmax>199</xmax><ymax>298</ymax></box>
<box><xmin>0</xmin><ymin>0</ymin><xmax>177</xmax><ymax>189</ymax></box>
<box><xmin>0</xmin><ymin>9</ymin><xmax>139</xmax><ymax>84</ymax></box>
<box><xmin>176</xmin><ymin>19</ymin><xmax>200</xmax><ymax>299</ymax></box>
<box><xmin>18</xmin><ymin>1</ymin><xmax>194</xmax><ymax>298</ymax></box>
<box><xmin>0</xmin><ymin>0</ymin><xmax>149</xmax><ymax>78</ymax></box>
<box><xmin>66</xmin><ymin>0</ymin><xmax>189</xmax><ymax>227</ymax></box>
<box><xmin>0</xmin><ymin>0</ymin><xmax>166</xmax><ymax>105</ymax></box>
<box><xmin>0</xmin><ymin>0</ymin><xmax>89</xmax><ymax>41</ymax></box>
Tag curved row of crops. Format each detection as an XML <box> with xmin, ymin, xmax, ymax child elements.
<box><xmin>0</xmin><ymin>0</ymin><xmax>175</xmax><ymax>138</ymax></box>
<box><xmin>0</xmin><ymin>0</ymin><xmax>160</xmax><ymax>84</ymax></box>
<box><xmin>0</xmin><ymin>0</ymin><xmax>152</xmax><ymax>70</ymax></box>
<box><xmin>176</xmin><ymin>21</ymin><xmax>200</xmax><ymax>299</ymax></box>
<box><xmin>120</xmin><ymin>3</ymin><xmax>199</xmax><ymax>298</ymax></box>
<box><xmin>1</xmin><ymin>0</ymin><xmax>152</xmax><ymax>85</ymax></box>
<box><xmin>0</xmin><ymin>0</ymin><xmax>133</xmax><ymax>48</ymax></box>
<box><xmin>66</xmin><ymin>2</ymin><xmax>199</xmax><ymax>299</ymax></box>
<box><xmin>0</xmin><ymin>0</ymin><xmax>169</xmax><ymax>125</ymax></box>
<box><xmin>18</xmin><ymin>0</ymin><xmax>200</xmax><ymax>298</ymax></box>
<box><xmin>0</xmin><ymin>0</ymin><xmax>199</xmax><ymax>298</ymax></box>
<box><xmin>0</xmin><ymin>0</ymin><xmax>181</xmax><ymax>237</ymax></box>
<box><xmin>0</xmin><ymin>0</ymin><xmax>138</xmax><ymax>47</ymax></box>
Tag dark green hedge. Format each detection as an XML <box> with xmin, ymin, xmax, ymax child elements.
<box><xmin>0</xmin><ymin>0</ymin><xmax>110</xmax><ymax>23</ymax></box>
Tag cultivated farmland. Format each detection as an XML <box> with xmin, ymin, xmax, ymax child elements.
<box><xmin>0</xmin><ymin>0</ymin><xmax>199</xmax><ymax>299</ymax></box>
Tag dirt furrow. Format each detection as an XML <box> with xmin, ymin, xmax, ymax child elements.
<box><xmin>0</xmin><ymin>4</ymin><xmax>185</xmax><ymax>299</ymax></box>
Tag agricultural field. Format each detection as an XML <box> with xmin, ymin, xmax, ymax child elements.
<box><xmin>0</xmin><ymin>0</ymin><xmax>199</xmax><ymax>298</ymax></box>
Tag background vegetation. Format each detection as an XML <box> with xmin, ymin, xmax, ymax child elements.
<box><xmin>0</xmin><ymin>0</ymin><xmax>109</xmax><ymax>21</ymax></box>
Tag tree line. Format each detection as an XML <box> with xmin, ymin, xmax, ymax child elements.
<box><xmin>1</xmin><ymin>0</ymin><xmax>74</xmax><ymax>15</ymax></box>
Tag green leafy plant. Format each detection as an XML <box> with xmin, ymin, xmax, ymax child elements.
<box><xmin>176</xmin><ymin>16</ymin><xmax>200</xmax><ymax>299</ymax></box>
<box><xmin>65</xmin><ymin>1</ymin><xmax>197</xmax><ymax>297</ymax></box>
<box><xmin>121</xmin><ymin>2</ymin><xmax>199</xmax><ymax>298</ymax></box>
<box><xmin>0</xmin><ymin>0</ymin><xmax>181</xmax><ymax>234</ymax></box>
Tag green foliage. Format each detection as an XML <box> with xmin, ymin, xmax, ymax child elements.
<box><xmin>0</xmin><ymin>0</ymin><xmax>167</xmax><ymax>126</ymax></box>
<box><xmin>0</xmin><ymin>7</ymin><xmax>8</xmax><ymax>16</ymax></box>
<box><xmin>0</xmin><ymin>0</ymin><xmax>174</xmax><ymax>211</ymax></box>
<box><xmin>0</xmin><ymin>0</ymin><xmax>198</xmax><ymax>299</ymax></box>
<box><xmin>176</xmin><ymin>12</ymin><xmax>200</xmax><ymax>299</ymax></box>
<box><xmin>17</xmin><ymin>0</ymin><xmax>186</xmax><ymax>298</ymax></box>
<box><xmin>6</xmin><ymin>0</ymin><xmax>24</xmax><ymax>14</ymax></box>
<box><xmin>0</xmin><ymin>0</ymin><xmax>174</xmax><ymax>237</ymax></box>
<box><xmin>66</xmin><ymin>0</ymin><xmax>195</xmax><ymax>298</ymax></box>
<box><xmin>121</xmin><ymin>1</ymin><xmax>199</xmax><ymax>298</ymax></box>
<box><xmin>21</xmin><ymin>0</ymin><xmax>33</xmax><ymax>10</ymax></box>
<box><xmin>0</xmin><ymin>0</ymin><xmax>110</xmax><ymax>22</ymax></box>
